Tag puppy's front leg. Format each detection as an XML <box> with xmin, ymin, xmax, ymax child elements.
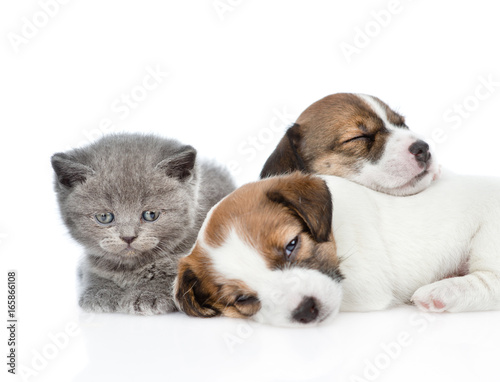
<box><xmin>411</xmin><ymin>271</ymin><xmax>500</xmax><ymax>312</ymax></box>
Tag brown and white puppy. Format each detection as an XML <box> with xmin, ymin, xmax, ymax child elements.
<box><xmin>174</xmin><ymin>172</ymin><xmax>500</xmax><ymax>327</ymax></box>
<box><xmin>260</xmin><ymin>93</ymin><xmax>440</xmax><ymax>196</ymax></box>
<box><xmin>174</xmin><ymin>173</ymin><xmax>343</xmax><ymax>325</ymax></box>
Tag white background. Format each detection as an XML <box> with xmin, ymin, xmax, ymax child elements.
<box><xmin>1</xmin><ymin>1</ymin><xmax>500</xmax><ymax>381</ymax></box>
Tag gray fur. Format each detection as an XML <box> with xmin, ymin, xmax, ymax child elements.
<box><xmin>52</xmin><ymin>133</ymin><xmax>235</xmax><ymax>315</ymax></box>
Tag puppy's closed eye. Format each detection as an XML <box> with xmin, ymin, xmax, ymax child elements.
<box><xmin>342</xmin><ymin>135</ymin><xmax>374</xmax><ymax>145</ymax></box>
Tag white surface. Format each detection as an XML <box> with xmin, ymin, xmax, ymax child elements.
<box><xmin>1</xmin><ymin>1</ymin><xmax>500</xmax><ymax>381</ymax></box>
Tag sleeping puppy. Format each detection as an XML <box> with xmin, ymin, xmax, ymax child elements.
<box><xmin>260</xmin><ymin>93</ymin><xmax>440</xmax><ymax>196</ymax></box>
<box><xmin>173</xmin><ymin>172</ymin><xmax>500</xmax><ymax>327</ymax></box>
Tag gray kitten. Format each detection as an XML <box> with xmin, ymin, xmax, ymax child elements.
<box><xmin>51</xmin><ymin>133</ymin><xmax>235</xmax><ymax>315</ymax></box>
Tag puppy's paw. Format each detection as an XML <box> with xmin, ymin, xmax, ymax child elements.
<box><xmin>411</xmin><ymin>280</ymin><xmax>461</xmax><ymax>313</ymax></box>
<box><xmin>432</xmin><ymin>164</ymin><xmax>442</xmax><ymax>182</ymax></box>
<box><xmin>79</xmin><ymin>288</ymin><xmax>120</xmax><ymax>313</ymax></box>
<box><xmin>121</xmin><ymin>290</ymin><xmax>175</xmax><ymax>315</ymax></box>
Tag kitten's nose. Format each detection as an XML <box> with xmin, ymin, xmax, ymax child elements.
<box><xmin>121</xmin><ymin>236</ymin><xmax>137</xmax><ymax>244</ymax></box>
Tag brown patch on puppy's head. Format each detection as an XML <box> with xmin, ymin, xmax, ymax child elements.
<box><xmin>371</xmin><ymin>96</ymin><xmax>406</xmax><ymax>126</ymax></box>
<box><xmin>261</xmin><ymin>173</ymin><xmax>341</xmax><ymax>280</ymax></box>
<box><xmin>266</xmin><ymin>173</ymin><xmax>333</xmax><ymax>243</ymax></box>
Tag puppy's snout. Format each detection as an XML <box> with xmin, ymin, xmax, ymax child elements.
<box><xmin>409</xmin><ymin>140</ymin><xmax>431</xmax><ymax>165</ymax></box>
<box><xmin>292</xmin><ymin>296</ymin><xmax>319</xmax><ymax>324</ymax></box>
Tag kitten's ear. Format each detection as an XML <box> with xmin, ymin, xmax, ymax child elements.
<box><xmin>51</xmin><ymin>153</ymin><xmax>94</xmax><ymax>188</ymax></box>
<box><xmin>156</xmin><ymin>146</ymin><xmax>197</xmax><ymax>181</ymax></box>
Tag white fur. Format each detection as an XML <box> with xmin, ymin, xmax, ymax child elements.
<box><xmin>353</xmin><ymin>94</ymin><xmax>439</xmax><ymax>195</ymax></box>
<box><xmin>203</xmin><ymin>172</ymin><xmax>500</xmax><ymax>326</ymax></box>
<box><xmin>326</xmin><ymin>172</ymin><xmax>500</xmax><ymax>313</ymax></box>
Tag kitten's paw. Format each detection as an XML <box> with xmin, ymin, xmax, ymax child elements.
<box><xmin>121</xmin><ymin>290</ymin><xmax>175</xmax><ymax>315</ymax></box>
<box><xmin>411</xmin><ymin>281</ymin><xmax>461</xmax><ymax>313</ymax></box>
<box><xmin>79</xmin><ymin>288</ymin><xmax>120</xmax><ymax>313</ymax></box>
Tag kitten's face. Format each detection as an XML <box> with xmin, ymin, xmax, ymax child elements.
<box><xmin>52</xmin><ymin>136</ymin><xmax>199</xmax><ymax>269</ymax></box>
<box><xmin>69</xmin><ymin>172</ymin><xmax>197</xmax><ymax>263</ymax></box>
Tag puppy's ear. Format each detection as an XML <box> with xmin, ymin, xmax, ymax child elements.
<box><xmin>51</xmin><ymin>153</ymin><xmax>94</xmax><ymax>188</ymax></box>
<box><xmin>260</xmin><ymin>124</ymin><xmax>307</xmax><ymax>178</ymax></box>
<box><xmin>267</xmin><ymin>173</ymin><xmax>333</xmax><ymax>243</ymax></box>
<box><xmin>174</xmin><ymin>257</ymin><xmax>221</xmax><ymax>318</ymax></box>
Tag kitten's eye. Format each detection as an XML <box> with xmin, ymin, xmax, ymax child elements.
<box><xmin>284</xmin><ymin>236</ymin><xmax>299</xmax><ymax>261</ymax></box>
<box><xmin>95</xmin><ymin>212</ymin><xmax>114</xmax><ymax>224</ymax></box>
<box><xmin>142</xmin><ymin>210</ymin><xmax>160</xmax><ymax>222</ymax></box>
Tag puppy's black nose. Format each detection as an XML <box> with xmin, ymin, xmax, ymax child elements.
<box><xmin>292</xmin><ymin>297</ymin><xmax>319</xmax><ymax>324</ymax></box>
<box><xmin>121</xmin><ymin>236</ymin><xmax>137</xmax><ymax>244</ymax></box>
<box><xmin>409</xmin><ymin>140</ymin><xmax>431</xmax><ymax>165</ymax></box>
